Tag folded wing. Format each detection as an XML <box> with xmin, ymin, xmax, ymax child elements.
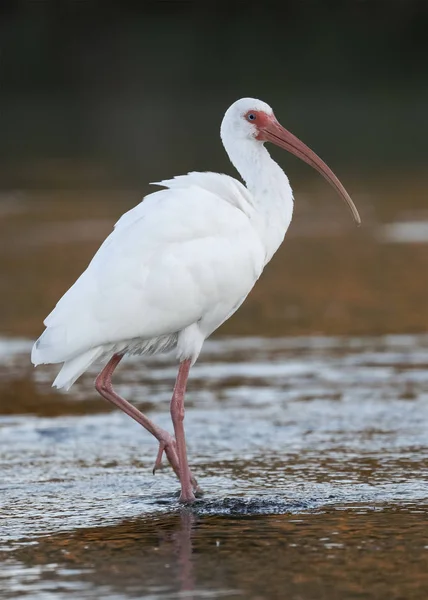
<box><xmin>32</xmin><ymin>174</ymin><xmax>264</xmax><ymax>366</ymax></box>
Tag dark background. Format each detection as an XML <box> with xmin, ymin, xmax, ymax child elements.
<box><xmin>1</xmin><ymin>0</ymin><xmax>427</xmax><ymax>189</ymax></box>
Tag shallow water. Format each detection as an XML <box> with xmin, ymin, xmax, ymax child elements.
<box><xmin>1</xmin><ymin>334</ymin><xmax>428</xmax><ymax>598</ymax></box>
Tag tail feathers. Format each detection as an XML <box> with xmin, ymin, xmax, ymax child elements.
<box><xmin>53</xmin><ymin>347</ymin><xmax>104</xmax><ymax>391</ymax></box>
<box><xmin>32</xmin><ymin>326</ymin><xmax>70</xmax><ymax>365</ymax></box>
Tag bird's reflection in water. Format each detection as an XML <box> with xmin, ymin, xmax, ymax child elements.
<box><xmin>172</xmin><ymin>509</ymin><xmax>196</xmax><ymax>594</ymax></box>
<box><xmin>7</xmin><ymin>506</ymin><xmax>201</xmax><ymax>598</ymax></box>
<box><xmin>153</xmin><ymin>507</ymin><xmax>196</xmax><ymax>595</ymax></box>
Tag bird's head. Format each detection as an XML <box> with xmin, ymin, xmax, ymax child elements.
<box><xmin>221</xmin><ymin>97</ymin><xmax>361</xmax><ymax>225</ymax></box>
<box><xmin>221</xmin><ymin>98</ymin><xmax>275</xmax><ymax>141</ymax></box>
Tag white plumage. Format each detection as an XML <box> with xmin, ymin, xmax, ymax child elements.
<box><xmin>32</xmin><ymin>171</ymin><xmax>271</xmax><ymax>387</ymax></box>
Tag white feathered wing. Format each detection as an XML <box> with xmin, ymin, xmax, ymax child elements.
<box><xmin>31</xmin><ymin>173</ymin><xmax>265</xmax><ymax>389</ymax></box>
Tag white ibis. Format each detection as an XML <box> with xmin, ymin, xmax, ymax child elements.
<box><xmin>31</xmin><ymin>98</ymin><xmax>360</xmax><ymax>503</ymax></box>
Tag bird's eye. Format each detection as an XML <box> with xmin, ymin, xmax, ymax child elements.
<box><xmin>247</xmin><ymin>113</ymin><xmax>256</xmax><ymax>121</ymax></box>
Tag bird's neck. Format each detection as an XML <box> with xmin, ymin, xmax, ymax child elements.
<box><xmin>224</xmin><ymin>137</ymin><xmax>294</xmax><ymax>261</ymax></box>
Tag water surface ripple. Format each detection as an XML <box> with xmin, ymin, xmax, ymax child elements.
<box><xmin>0</xmin><ymin>334</ymin><xmax>427</xmax><ymax>598</ymax></box>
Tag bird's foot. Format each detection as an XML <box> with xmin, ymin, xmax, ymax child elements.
<box><xmin>152</xmin><ymin>441</ymin><xmax>169</xmax><ymax>474</ymax></box>
<box><xmin>152</xmin><ymin>436</ymin><xmax>202</xmax><ymax>496</ymax></box>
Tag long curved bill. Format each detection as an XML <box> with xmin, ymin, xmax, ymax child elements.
<box><xmin>261</xmin><ymin>118</ymin><xmax>361</xmax><ymax>225</ymax></box>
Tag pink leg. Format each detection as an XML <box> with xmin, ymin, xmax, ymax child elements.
<box><xmin>170</xmin><ymin>359</ymin><xmax>195</xmax><ymax>503</ymax></box>
<box><xmin>95</xmin><ymin>354</ymin><xmax>199</xmax><ymax>495</ymax></box>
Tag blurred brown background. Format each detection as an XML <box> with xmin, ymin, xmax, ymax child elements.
<box><xmin>1</xmin><ymin>0</ymin><xmax>427</xmax><ymax>339</ymax></box>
